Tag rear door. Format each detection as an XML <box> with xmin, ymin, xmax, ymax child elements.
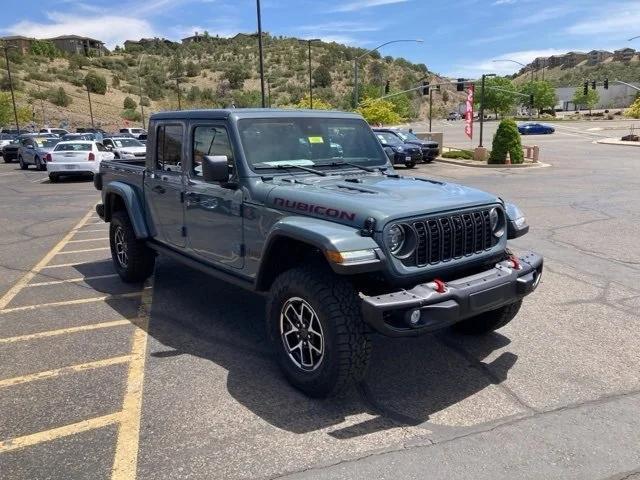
<box><xmin>184</xmin><ymin>123</ymin><xmax>244</xmax><ymax>269</ymax></box>
<box><xmin>143</xmin><ymin>123</ymin><xmax>186</xmax><ymax>248</ymax></box>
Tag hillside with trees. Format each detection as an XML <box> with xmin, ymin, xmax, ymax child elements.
<box><xmin>0</xmin><ymin>34</ymin><xmax>466</xmax><ymax>130</ymax></box>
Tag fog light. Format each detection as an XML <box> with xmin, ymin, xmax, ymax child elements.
<box><xmin>407</xmin><ymin>309</ymin><xmax>421</xmax><ymax>326</ymax></box>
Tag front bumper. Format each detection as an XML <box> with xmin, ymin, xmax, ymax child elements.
<box><xmin>361</xmin><ymin>251</ymin><xmax>543</xmax><ymax>337</ymax></box>
<box><xmin>421</xmin><ymin>147</ymin><xmax>439</xmax><ymax>161</ymax></box>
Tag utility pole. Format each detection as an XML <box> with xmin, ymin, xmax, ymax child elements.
<box><xmin>478</xmin><ymin>73</ymin><xmax>496</xmax><ymax>148</ymax></box>
<box><xmin>37</xmin><ymin>82</ymin><xmax>45</xmax><ymax>126</ymax></box>
<box><xmin>176</xmin><ymin>75</ymin><xmax>181</xmax><ymax>109</ymax></box>
<box><xmin>86</xmin><ymin>84</ymin><xmax>94</xmax><ymax>128</ymax></box>
<box><xmin>308</xmin><ymin>40</ymin><xmax>313</xmax><ymax>108</ymax></box>
<box><xmin>2</xmin><ymin>44</ymin><xmax>20</xmax><ymax>133</ymax></box>
<box><xmin>256</xmin><ymin>0</ymin><xmax>266</xmax><ymax>107</ymax></box>
<box><xmin>267</xmin><ymin>80</ymin><xmax>271</xmax><ymax>107</ymax></box>
<box><xmin>428</xmin><ymin>88</ymin><xmax>433</xmax><ymax>132</ymax></box>
<box><xmin>137</xmin><ymin>55</ymin><xmax>146</xmax><ymax>129</ymax></box>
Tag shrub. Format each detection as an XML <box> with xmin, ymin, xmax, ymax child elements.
<box><xmin>356</xmin><ymin>98</ymin><xmax>401</xmax><ymax>125</ymax></box>
<box><xmin>84</xmin><ymin>71</ymin><xmax>107</xmax><ymax>94</ymax></box>
<box><xmin>112</xmin><ymin>75</ymin><xmax>121</xmax><ymax>88</ymax></box>
<box><xmin>222</xmin><ymin>64</ymin><xmax>249</xmax><ymax>89</ymax></box>
<box><xmin>312</xmin><ymin>65</ymin><xmax>332</xmax><ymax>88</ymax></box>
<box><xmin>121</xmin><ymin>109</ymin><xmax>142</xmax><ymax>121</ymax></box>
<box><xmin>139</xmin><ymin>96</ymin><xmax>151</xmax><ymax>107</ymax></box>
<box><xmin>489</xmin><ymin>119</ymin><xmax>524</xmax><ymax>164</ymax></box>
<box><xmin>442</xmin><ymin>149</ymin><xmax>473</xmax><ymax>160</ymax></box>
<box><xmin>123</xmin><ymin>96</ymin><xmax>137</xmax><ymax>109</ymax></box>
<box><xmin>68</xmin><ymin>54</ymin><xmax>90</xmax><ymax>71</ymax></box>
<box><xmin>625</xmin><ymin>97</ymin><xmax>640</xmax><ymax>119</ymax></box>
<box><xmin>185</xmin><ymin>61</ymin><xmax>201</xmax><ymax>77</ymax></box>
<box><xmin>49</xmin><ymin>87</ymin><xmax>72</xmax><ymax>107</ymax></box>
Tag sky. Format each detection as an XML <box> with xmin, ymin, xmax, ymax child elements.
<box><xmin>2</xmin><ymin>0</ymin><xmax>639</xmax><ymax>78</ymax></box>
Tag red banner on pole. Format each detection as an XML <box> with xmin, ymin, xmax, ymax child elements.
<box><xmin>464</xmin><ymin>85</ymin><xmax>474</xmax><ymax>140</ymax></box>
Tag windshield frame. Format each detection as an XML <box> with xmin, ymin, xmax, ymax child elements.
<box><xmin>237</xmin><ymin>116</ymin><xmax>389</xmax><ymax>174</ymax></box>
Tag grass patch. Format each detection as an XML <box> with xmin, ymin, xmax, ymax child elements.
<box><xmin>442</xmin><ymin>149</ymin><xmax>474</xmax><ymax>160</ymax></box>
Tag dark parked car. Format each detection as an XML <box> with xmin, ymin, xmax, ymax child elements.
<box><xmin>518</xmin><ymin>123</ymin><xmax>555</xmax><ymax>135</ymax></box>
<box><xmin>447</xmin><ymin>112</ymin><xmax>462</xmax><ymax>120</ymax></box>
<box><xmin>18</xmin><ymin>136</ymin><xmax>61</xmax><ymax>170</ymax></box>
<box><xmin>2</xmin><ymin>134</ymin><xmax>37</xmax><ymax>163</ymax></box>
<box><xmin>372</xmin><ymin>129</ymin><xmax>421</xmax><ymax>168</ymax></box>
<box><xmin>376</xmin><ymin>128</ymin><xmax>439</xmax><ymax>163</ymax></box>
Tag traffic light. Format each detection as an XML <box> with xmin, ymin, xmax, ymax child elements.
<box><xmin>591</xmin><ymin>80</ymin><xmax>596</xmax><ymax>90</ymax></box>
<box><xmin>384</xmin><ymin>80</ymin><xmax>390</xmax><ymax>94</ymax></box>
<box><xmin>583</xmin><ymin>82</ymin><xmax>589</xmax><ymax>96</ymax></box>
<box><xmin>456</xmin><ymin>78</ymin><xmax>465</xmax><ymax>92</ymax></box>
<box><xmin>604</xmin><ymin>78</ymin><xmax>609</xmax><ymax>90</ymax></box>
<box><xmin>422</xmin><ymin>81</ymin><xmax>430</xmax><ymax>95</ymax></box>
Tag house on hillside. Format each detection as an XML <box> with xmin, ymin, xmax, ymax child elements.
<box><xmin>0</xmin><ymin>35</ymin><xmax>34</xmax><ymax>54</ymax></box>
<box><xmin>182</xmin><ymin>32</ymin><xmax>208</xmax><ymax>44</ymax></box>
<box><xmin>561</xmin><ymin>51</ymin><xmax>587</xmax><ymax>68</ymax></box>
<box><xmin>587</xmin><ymin>50</ymin><xmax>612</xmax><ymax>65</ymax></box>
<box><xmin>47</xmin><ymin>35</ymin><xmax>106</xmax><ymax>56</ymax></box>
<box><xmin>613</xmin><ymin>48</ymin><xmax>636</xmax><ymax>63</ymax></box>
<box><xmin>124</xmin><ymin>37</ymin><xmax>176</xmax><ymax>50</ymax></box>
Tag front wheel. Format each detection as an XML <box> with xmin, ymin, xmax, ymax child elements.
<box><xmin>452</xmin><ymin>300</ymin><xmax>522</xmax><ymax>335</ymax></box>
<box><xmin>266</xmin><ymin>263</ymin><xmax>371</xmax><ymax>397</ymax></box>
<box><xmin>109</xmin><ymin>211</ymin><xmax>155</xmax><ymax>283</ymax></box>
<box><xmin>405</xmin><ymin>161</ymin><xmax>416</xmax><ymax>168</ymax></box>
<box><xmin>18</xmin><ymin>156</ymin><xmax>27</xmax><ymax>170</ymax></box>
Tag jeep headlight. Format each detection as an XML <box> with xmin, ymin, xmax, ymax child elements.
<box><xmin>490</xmin><ymin>207</ymin><xmax>505</xmax><ymax>238</ymax></box>
<box><xmin>385</xmin><ymin>224</ymin><xmax>417</xmax><ymax>258</ymax></box>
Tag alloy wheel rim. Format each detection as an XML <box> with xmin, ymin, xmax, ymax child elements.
<box><xmin>280</xmin><ymin>297</ymin><xmax>324</xmax><ymax>371</ymax></box>
<box><xmin>113</xmin><ymin>226</ymin><xmax>128</xmax><ymax>268</ymax></box>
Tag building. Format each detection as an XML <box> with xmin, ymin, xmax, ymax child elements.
<box><xmin>0</xmin><ymin>35</ymin><xmax>34</xmax><ymax>54</ymax></box>
<box><xmin>587</xmin><ymin>50</ymin><xmax>612</xmax><ymax>65</ymax></box>
<box><xmin>182</xmin><ymin>32</ymin><xmax>206</xmax><ymax>44</ymax></box>
<box><xmin>555</xmin><ymin>82</ymin><xmax>640</xmax><ymax>110</ymax></box>
<box><xmin>613</xmin><ymin>48</ymin><xmax>636</xmax><ymax>63</ymax></box>
<box><xmin>561</xmin><ymin>51</ymin><xmax>587</xmax><ymax>68</ymax></box>
<box><xmin>47</xmin><ymin>35</ymin><xmax>106</xmax><ymax>56</ymax></box>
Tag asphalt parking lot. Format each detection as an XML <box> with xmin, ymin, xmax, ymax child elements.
<box><xmin>1</xmin><ymin>119</ymin><xmax>640</xmax><ymax>480</ymax></box>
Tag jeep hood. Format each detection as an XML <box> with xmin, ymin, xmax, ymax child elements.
<box><xmin>264</xmin><ymin>173</ymin><xmax>500</xmax><ymax>229</ymax></box>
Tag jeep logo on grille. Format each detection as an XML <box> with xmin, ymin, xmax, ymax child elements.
<box><xmin>274</xmin><ymin>198</ymin><xmax>356</xmax><ymax>221</ymax></box>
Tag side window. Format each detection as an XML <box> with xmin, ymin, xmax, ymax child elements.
<box><xmin>192</xmin><ymin>126</ymin><xmax>234</xmax><ymax>178</ymax></box>
<box><xmin>156</xmin><ymin>124</ymin><xmax>183</xmax><ymax>172</ymax></box>
<box><xmin>96</xmin><ymin>143</ymin><xmax>107</xmax><ymax>152</ymax></box>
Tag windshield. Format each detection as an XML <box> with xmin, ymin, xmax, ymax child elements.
<box><xmin>238</xmin><ymin>117</ymin><xmax>387</xmax><ymax>170</ymax></box>
<box><xmin>34</xmin><ymin>138</ymin><xmax>59</xmax><ymax>148</ymax></box>
<box><xmin>112</xmin><ymin>138</ymin><xmax>143</xmax><ymax>148</ymax></box>
<box><xmin>375</xmin><ymin>132</ymin><xmax>402</xmax><ymax>146</ymax></box>
<box><xmin>54</xmin><ymin>143</ymin><xmax>92</xmax><ymax>151</ymax></box>
<box><xmin>396</xmin><ymin>130</ymin><xmax>420</xmax><ymax>142</ymax></box>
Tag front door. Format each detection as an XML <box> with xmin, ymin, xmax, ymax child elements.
<box><xmin>184</xmin><ymin>124</ymin><xmax>243</xmax><ymax>269</ymax></box>
<box><xmin>144</xmin><ymin>123</ymin><xmax>186</xmax><ymax>248</ymax></box>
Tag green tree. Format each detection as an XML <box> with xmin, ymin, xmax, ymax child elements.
<box><xmin>489</xmin><ymin>119</ymin><xmax>524</xmax><ymax>164</ymax></box>
<box><xmin>121</xmin><ymin>109</ymin><xmax>142</xmax><ymax>122</ymax></box>
<box><xmin>312</xmin><ymin>65</ymin><xmax>332</xmax><ymax>88</ymax></box>
<box><xmin>232</xmin><ymin>90</ymin><xmax>261</xmax><ymax>107</ymax></box>
<box><xmin>519</xmin><ymin>80</ymin><xmax>556</xmax><ymax>116</ymax></box>
<box><xmin>84</xmin><ymin>71</ymin><xmax>107</xmax><ymax>94</ymax></box>
<box><xmin>475</xmin><ymin>76</ymin><xmax>518</xmax><ymax>118</ymax></box>
<box><xmin>0</xmin><ymin>92</ymin><xmax>32</xmax><ymax>125</ymax></box>
<box><xmin>223</xmin><ymin>64</ymin><xmax>249</xmax><ymax>89</ymax></box>
<box><xmin>295</xmin><ymin>95</ymin><xmax>332</xmax><ymax>110</ymax></box>
<box><xmin>572</xmin><ymin>86</ymin><xmax>599</xmax><ymax>114</ymax></box>
<box><xmin>388</xmin><ymin>93</ymin><xmax>416</xmax><ymax>120</ymax></box>
<box><xmin>29</xmin><ymin>40</ymin><xmax>59</xmax><ymax>58</ymax></box>
<box><xmin>48</xmin><ymin>87</ymin><xmax>72</xmax><ymax>107</ymax></box>
<box><xmin>123</xmin><ymin>96</ymin><xmax>137</xmax><ymax>110</ymax></box>
<box><xmin>185</xmin><ymin>60</ymin><xmax>201</xmax><ymax>77</ymax></box>
<box><xmin>356</xmin><ymin>98</ymin><xmax>401</xmax><ymax>125</ymax></box>
<box><xmin>68</xmin><ymin>54</ymin><xmax>90</xmax><ymax>71</ymax></box>
<box><xmin>625</xmin><ymin>96</ymin><xmax>640</xmax><ymax>119</ymax></box>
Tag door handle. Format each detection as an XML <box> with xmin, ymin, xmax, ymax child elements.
<box><xmin>152</xmin><ymin>185</ymin><xmax>166</xmax><ymax>194</ymax></box>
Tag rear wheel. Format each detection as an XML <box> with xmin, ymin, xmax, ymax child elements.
<box><xmin>266</xmin><ymin>263</ymin><xmax>371</xmax><ymax>397</ymax></box>
<box><xmin>18</xmin><ymin>156</ymin><xmax>27</xmax><ymax>170</ymax></box>
<box><xmin>109</xmin><ymin>211</ymin><xmax>155</xmax><ymax>283</ymax></box>
<box><xmin>405</xmin><ymin>161</ymin><xmax>416</xmax><ymax>168</ymax></box>
<box><xmin>452</xmin><ymin>300</ymin><xmax>522</xmax><ymax>335</ymax></box>
<box><xmin>48</xmin><ymin>173</ymin><xmax>59</xmax><ymax>182</ymax></box>
<box><xmin>35</xmin><ymin>157</ymin><xmax>46</xmax><ymax>171</ymax></box>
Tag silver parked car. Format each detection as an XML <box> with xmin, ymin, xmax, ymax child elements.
<box><xmin>101</xmin><ymin>137</ymin><xmax>146</xmax><ymax>159</ymax></box>
<box><xmin>18</xmin><ymin>136</ymin><xmax>61</xmax><ymax>170</ymax></box>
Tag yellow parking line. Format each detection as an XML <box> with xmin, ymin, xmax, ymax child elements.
<box><xmin>57</xmin><ymin>247</ymin><xmax>110</xmax><ymax>255</ymax></box>
<box><xmin>0</xmin><ymin>412</ymin><xmax>122</xmax><ymax>453</ymax></box>
<box><xmin>67</xmin><ymin>237</ymin><xmax>109</xmax><ymax>243</ymax></box>
<box><xmin>0</xmin><ymin>318</ymin><xmax>135</xmax><ymax>344</ymax></box>
<box><xmin>0</xmin><ymin>355</ymin><xmax>133</xmax><ymax>388</ymax></box>
<box><xmin>0</xmin><ymin>210</ymin><xmax>94</xmax><ymax>311</ymax></box>
<box><xmin>27</xmin><ymin>274</ymin><xmax>118</xmax><ymax>287</ymax></box>
<box><xmin>111</xmin><ymin>284</ymin><xmax>152</xmax><ymax>480</ymax></box>
<box><xmin>0</xmin><ymin>290</ymin><xmax>149</xmax><ymax>314</ymax></box>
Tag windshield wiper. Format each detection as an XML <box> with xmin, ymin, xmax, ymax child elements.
<box><xmin>254</xmin><ymin>163</ymin><xmax>327</xmax><ymax>176</ymax></box>
<box><xmin>316</xmin><ymin>161</ymin><xmax>388</xmax><ymax>174</ymax></box>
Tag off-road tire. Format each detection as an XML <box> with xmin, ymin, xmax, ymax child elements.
<box><xmin>452</xmin><ymin>299</ymin><xmax>522</xmax><ymax>335</ymax></box>
<box><xmin>267</xmin><ymin>263</ymin><xmax>372</xmax><ymax>398</ymax></box>
<box><xmin>18</xmin><ymin>156</ymin><xmax>27</xmax><ymax>170</ymax></box>
<box><xmin>109</xmin><ymin>211</ymin><xmax>155</xmax><ymax>283</ymax></box>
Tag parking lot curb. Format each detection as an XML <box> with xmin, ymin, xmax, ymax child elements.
<box><xmin>434</xmin><ymin>158</ymin><xmax>551</xmax><ymax>169</ymax></box>
<box><xmin>596</xmin><ymin>138</ymin><xmax>640</xmax><ymax>147</ymax></box>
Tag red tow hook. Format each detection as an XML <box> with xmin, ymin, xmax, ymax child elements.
<box><xmin>508</xmin><ymin>255</ymin><xmax>521</xmax><ymax>270</ymax></box>
<box><xmin>433</xmin><ymin>278</ymin><xmax>447</xmax><ymax>293</ymax></box>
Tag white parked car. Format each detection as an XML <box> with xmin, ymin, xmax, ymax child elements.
<box><xmin>39</xmin><ymin>128</ymin><xmax>69</xmax><ymax>136</ymax></box>
<box><xmin>47</xmin><ymin>141</ymin><xmax>115</xmax><ymax>182</ymax></box>
<box><xmin>119</xmin><ymin>127</ymin><xmax>147</xmax><ymax>139</ymax></box>
<box><xmin>101</xmin><ymin>137</ymin><xmax>146</xmax><ymax>159</ymax></box>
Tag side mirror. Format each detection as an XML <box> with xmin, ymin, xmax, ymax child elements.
<box><xmin>202</xmin><ymin>155</ymin><xmax>229</xmax><ymax>183</ymax></box>
<box><xmin>27</xmin><ymin>144</ymin><xmax>35</xmax><ymax>149</ymax></box>
<box><xmin>505</xmin><ymin>203</ymin><xmax>529</xmax><ymax>239</ymax></box>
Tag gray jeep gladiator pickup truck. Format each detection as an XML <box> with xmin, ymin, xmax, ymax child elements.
<box><xmin>95</xmin><ymin>109</ymin><xmax>542</xmax><ymax>397</ymax></box>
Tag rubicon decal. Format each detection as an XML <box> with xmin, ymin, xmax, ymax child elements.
<box><xmin>274</xmin><ymin>198</ymin><xmax>356</xmax><ymax>221</ymax></box>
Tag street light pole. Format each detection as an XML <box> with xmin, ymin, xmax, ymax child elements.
<box><xmin>2</xmin><ymin>44</ymin><xmax>20</xmax><ymax>133</ymax></box>
<box><xmin>176</xmin><ymin>75</ymin><xmax>181</xmax><ymax>110</ymax></box>
<box><xmin>137</xmin><ymin>54</ymin><xmax>146</xmax><ymax>129</ymax></box>
<box><xmin>299</xmin><ymin>39</ymin><xmax>320</xmax><ymax>108</ymax></box>
<box><xmin>352</xmin><ymin>39</ymin><xmax>423</xmax><ymax>107</ymax></box>
<box><xmin>256</xmin><ymin>0</ymin><xmax>266</xmax><ymax>108</ymax></box>
<box><xmin>478</xmin><ymin>73</ymin><xmax>496</xmax><ymax>148</ymax></box>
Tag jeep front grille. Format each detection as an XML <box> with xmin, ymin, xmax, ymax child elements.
<box><xmin>412</xmin><ymin>208</ymin><xmax>497</xmax><ymax>266</ymax></box>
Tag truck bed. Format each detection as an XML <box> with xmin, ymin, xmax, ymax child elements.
<box><xmin>95</xmin><ymin>158</ymin><xmax>146</xmax><ymax>191</ymax></box>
